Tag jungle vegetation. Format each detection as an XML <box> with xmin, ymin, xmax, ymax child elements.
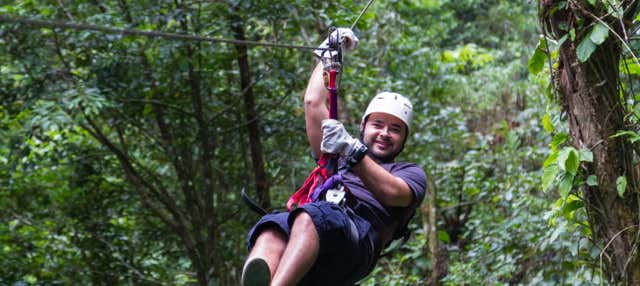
<box><xmin>1</xmin><ymin>0</ymin><xmax>639</xmax><ymax>285</ymax></box>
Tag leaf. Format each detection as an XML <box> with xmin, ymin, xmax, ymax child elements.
<box><xmin>562</xmin><ymin>199</ymin><xmax>584</xmax><ymax>216</ymax></box>
<box><xmin>570</xmin><ymin>28</ymin><xmax>576</xmax><ymax>41</ymax></box>
<box><xmin>505</xmin><ymin>131</ymin><xmax>520</xmax><ymax>149</ymax></box>
<box><xmin>558</xmin><ymin>147</ymin><xmax>579</xmax><ymax>175</ymax></box>
<box><xmin>577</xmin><ymin>38</ymin><xmax>597</xmax><ymax>62</ymax></box>
<box><xmin>544</xmin><ymin>151</ymin><xmax>558</xmax><ymax>167</ymax></box>
<box><xmin>589</xmin><ymin>23</ymin><xmax>609</xmax><ymax>45</ymax></box>
<box><xmin>542</xmin><ymin>165</ymin><xmax>559</xmax><ymax>192</ymax></box>
<box><xmin>559</xmin><ymin>173</ymin><xmax>574</xmax><ymax>199</ymax></box>
<box><xmin>616</xmin><ymin>176</ymin><xmax>627</xmax><ymax>198</ymax></box>
<box><xmin>611</xmin><ymin>130</ymin><xmax>636</xmax><ymax>138</ymax></box>
<box><xmin>557</xmin><ymin>34</ymin><xmax>568</xmax><ymax>49</ymax></box>
<box><xmin>548</xmin><ymin>224</ymin><xmax>564</xmax><ymax>243</ymax></box>
<box><xmin>589</xmin><ymin>246</ymin><xmax>600</xmax><ymax>259</ymax></box>
<box><xmin>578</xmin><ymin>148</ymin><xmax>593</xmax><ymax>162</ymax></box>
<box><xmin>587</xmin><ymin>175</ymin><xmax>598</xmax><ymax>186</ymax></box>
<box><xmin>24</xmin><ymin>274</ymin><xmax>37</xmax><ymax>284</ymax></box>
<box><xmin>143</xmin><ymin>104</ymin><xmax>152</xmax><ymax>116</ymax></box>
<box><xmin>437</xmin><ymin>230</ymin><xmax>450</xmax><ymax>243</ymax></box>
<box><xmin>551</xmin><ymin>133</ymin><xmax>568</xmax><ymax>152</ymax></box>
<box><xmin>611</xmin><ymin>130</ymin><xmax>640</xmax><ymax>143</ymax></box>
<box><xmin>623</xmin><ymin>59</ymin><xmax>640</xmax><ymax>75</ymax></box>
<box><xmin>542</xmin><ymin>113</ymin><xmax>553</xmax><ymax>133</ymax></box>
<box><xmin>565</xmin><ymin>150</ymin><xmax>579</xmax><ymax>175</ymax></box>
<box><xmin>528</xmin><ymin>48</ymin><xmax>547</xmax><ymax>75</ymax></box>
<box><xmin>528</xmin><ymin>37</ymin><xmax>547</xmax><ymax>75</ymax></box>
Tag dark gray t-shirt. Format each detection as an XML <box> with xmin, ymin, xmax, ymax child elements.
<box><xmin>341</xmin><ymin>162</ymin><xmax>427</xmax><ymax>247</ymax></box>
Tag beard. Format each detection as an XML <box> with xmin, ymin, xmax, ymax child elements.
<box><xmin>363</xmin><ymin>139</ymin><xmax>404</xmax><ymax>163</ymax></box>
<box><xmin>367</xmin><ymin>149</ymin><xmax>397</xmax><ymax>163</ymax></box>
<box><xmin>359</xmin><ymin>129</ymin><xmax>407</xmax><ymax>164</ymax></box>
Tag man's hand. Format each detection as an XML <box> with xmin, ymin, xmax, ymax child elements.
<box><xmin>322</xmin><ymin>119</ymin><xmax>368</xmax><ymax>168</ymax></box>
<box><xmin>314</xmin><ymin>28</ymin><xmax>359</xmax><ymax>59</ymax></box>
<box><xmin>321</xmin><ymin>120</ymin><xmax>368</xmax><ymax>170</ymax></box>
<box><xmin>321</xmin><ymin>119</ymin><xmax>358</xmax><ymax>156</ymax></box>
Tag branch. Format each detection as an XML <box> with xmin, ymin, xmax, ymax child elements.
<box><xmin>219</xmin><ymin>80</ymin><xmax>290</xmax><ymax>134</ymax></box>
<box><xmin>599</xmin><ymin>224</ymin><xmax>639</xmax><ymax>278</ymax></box>
<box><xmin>176</xmin><ymin>1</ymin><xmax>211</xmax><ymax>272</ymax></box>
<box><xmin>206</xmin><ymin>66</ymin><xmax>273</xmax><ymax>125</ymax></box>
<box><xmin>136</xmin><ymin>35</ymin><xmax>200</xmax><ymax>237</ymax></box>
<box><xmin>438</xmin><ymin>199</ymin><xmax>484</xmax><ymax>213</ymax></box>
<box><xmin>56</xmin><ymin>0</ymin><xmax>75</xmax><ymax>21</ymax></box>
<box><xmin>117</xmin><ymin>98</ymin><xmax>196</xmax><ymax>118</ymax></box>
<box><xmin>78</xmin><ymin>107</ymin><xmax>187</xmax><ymax>236</ymax></box>
<box><xmin>569</xmin><ymin>0</ymin><xmax>640</xmax><ymax>66</ymax></box>
<box><xmin>110</xmin><ymin>107</ymin><xmax>165</xmax><ymax>153</ymax></box>
<box><xmin>177</xmin><ymin>0</ymin><xmax>207</xmax><ymax>236</ymax></box>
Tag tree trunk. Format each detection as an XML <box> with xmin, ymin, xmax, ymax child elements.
<box><xmin>230</xmin><ymin>14</ymin><xmax>271</xmax><ymax>210</ymax></box>
<box><xmin>539</xmin><ymin>1</ymin><xmax>640</xmax><ymax>284</ymax></box>
<box><xmin>422</xmin><ymin>169</ymin><xmax>440</xmax><ymax>285</ymax></box>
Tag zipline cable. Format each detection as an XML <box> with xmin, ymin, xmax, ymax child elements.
<box><xmin>1</xmin><ymin>0</ymin><xmax>375</xmax><ymax>50</ymax></box>
<box><xmin>350</xmin><ymin>0</ymin><xmax>375</xmax><ymax>30</ymax></box>
<box><xmin>0</xmin><ymin>15</ymin><xmax>325</xmax><ymax>51</ymax></box>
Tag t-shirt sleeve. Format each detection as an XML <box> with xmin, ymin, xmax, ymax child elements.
<box><xmin>392</xmin><ymin>163</ymin><xmax>427</xmax><ymax>207</ymax></box>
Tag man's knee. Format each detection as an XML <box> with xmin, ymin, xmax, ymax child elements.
<box><xmin>291</xmin><ymin>211</ymin><xmax>319</xmax><ymax>237</ymax></box>
<box><xmin>255</xmin><ymin>226</ymin><xmax>287</xmax><ymax>245</ymax></box>
<box><xmin>293</xmin><ymin>211</ymin><xmax>314</xmax><ymax>225</ymax></box>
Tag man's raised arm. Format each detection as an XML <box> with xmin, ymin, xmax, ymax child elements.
<box><xmin>303</xmin><ymin>28</ymin><xmax>359</xmax><ymax>157</ymax></box>
<box><xmin>304</xmin><ymin>62</ymin><xmax>328</xmax><ymax>158</ymax></box>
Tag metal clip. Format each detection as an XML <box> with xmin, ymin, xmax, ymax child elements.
<box><xmin>325</xmin><ymin>185</ymin><xmax>346</xmax><ymax>205</ymax></box>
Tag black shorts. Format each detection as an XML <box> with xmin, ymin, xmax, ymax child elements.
<box><xmin>246</xmin><ymin>201</ymin><xmax>376</xmax><ymax>285</ymax></box>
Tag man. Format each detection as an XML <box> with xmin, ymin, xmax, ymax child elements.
<box><xmin>242</xmin><ymin>28</ymin><xmax>426</xmax><ymax>286</ymax></box>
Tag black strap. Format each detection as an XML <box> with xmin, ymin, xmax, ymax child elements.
<box><xmin>241</xmin><ymin>189</ymin><xmax>267</xmax><ymax>216</ymax></box>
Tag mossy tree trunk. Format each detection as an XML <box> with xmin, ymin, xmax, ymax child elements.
<box><xmin>539</xmin><ymin>1</ymin><xmax>640</xmax><ymax>284</ymax></box>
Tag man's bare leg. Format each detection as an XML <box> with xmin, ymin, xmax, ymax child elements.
<box><xmin>247</xmin><ymin>227</ymin><xmax>288</xmax><ymax>278</ymax></box>
<box><xmin>271</xmin><ymin>212</ymin><xmax>320</xmax><ymax>286</ymax></box>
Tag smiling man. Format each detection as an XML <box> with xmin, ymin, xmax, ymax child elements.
<box><xmin>241</xmin><ymin>28</ymin><xmax>427</xmax><ymax>286</ymax></box>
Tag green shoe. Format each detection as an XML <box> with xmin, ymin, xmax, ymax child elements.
<box><xmin>241</xmin><ymin>258</ymin><xmax>270</xmax><ymax>286</ymax></box>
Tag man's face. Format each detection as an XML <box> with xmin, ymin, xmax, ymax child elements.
<box><xmin>362</xmin><ymin>112</ymin><xmax>407</xmax><ymax>163</ymax></box>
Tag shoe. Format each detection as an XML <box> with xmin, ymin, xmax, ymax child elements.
<box><xmin>241</xmin><ymin>257</ymin><xmax>270</xmax><ymax>286</ymax></box>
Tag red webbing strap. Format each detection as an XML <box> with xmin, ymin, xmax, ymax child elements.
<box><xmin>328</xmin><ymin>69</ymin><xmax>338</xmax><ymax>120</ymax></box>
<box><xmin>286</xmin><ymin>156</ymin><xmax>329</xmax><ymax>211</ymax></box>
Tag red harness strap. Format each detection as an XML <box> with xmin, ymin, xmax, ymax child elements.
<box><xmin>286</xmin><ymin>156</ymin><xmax>330</xmax><ymax>211</ymax></box>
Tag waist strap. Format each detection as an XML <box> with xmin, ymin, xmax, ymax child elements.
<box><xmin>345</xmin><ymin>195</ymin><xmax>383</xmax><ymax>261</ymax></box>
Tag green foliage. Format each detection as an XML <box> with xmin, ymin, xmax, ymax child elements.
<box><xmin>577</xmin><ymin>36</ymin><xmax>598</xmax><ymax>63</ymax></box>
<box><xmin>529</xmin><ymin>36</ymin><xmax>548</xmax><ymax>75</ymax></box>
<box><xmin>616</xmin><ymin>176</ymin><xmax>627</xmax><ymax>198</ymax></box>
<box><xmin>1</xmin><ymin>0</ymin><xmax>618</xmax><ymax>285</ymax></box>
<box><xmin>0</xmin><ymin>98</ymin><xmax>191</xmax><ymax>284</ymax></box>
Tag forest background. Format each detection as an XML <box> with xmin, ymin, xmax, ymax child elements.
<box><xmin>2</xmin><ymin>0</ymin><xmax>640</xmax><ymax>285</ymax></box>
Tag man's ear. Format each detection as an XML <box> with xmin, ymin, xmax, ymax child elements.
<box><xmin>359</xmin><ymin>120</ymin><xmax>366</xmax><ymax>141</ymax></box>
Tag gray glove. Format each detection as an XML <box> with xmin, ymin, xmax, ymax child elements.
<box><xmin>321</xmin><ymin>118</ymin><xmax>368</xmax><ymax>158</ymax></box>
<box><xmin>314</xmin><ymin>28</ymin><xmax>359</xmax><ymax>59</ymax></box>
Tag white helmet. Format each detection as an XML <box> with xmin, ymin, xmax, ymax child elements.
<box><xmin>361</xmin><ymin>92</ymin><xmax>413</xmax><ymax>130</ymax></box>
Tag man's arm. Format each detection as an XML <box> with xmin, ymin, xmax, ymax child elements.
<box><xmin>351</xmin><ymin>156</ymin><xmax>414</xmax><ymax>207</ymax></box>
<box><xmin>321</xmin><ymin>120</ymin><xmax>415</xmax><ymax>207</ymax></box>
<box><xmin>304</xmin><ymin>62</ymin><xmax>328</xmax><ymax>158</ymax></box>
<box><xmin>305</xmin><ymin>28</ymin><xmax>359</xmax><ymax>158</ymax></box>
